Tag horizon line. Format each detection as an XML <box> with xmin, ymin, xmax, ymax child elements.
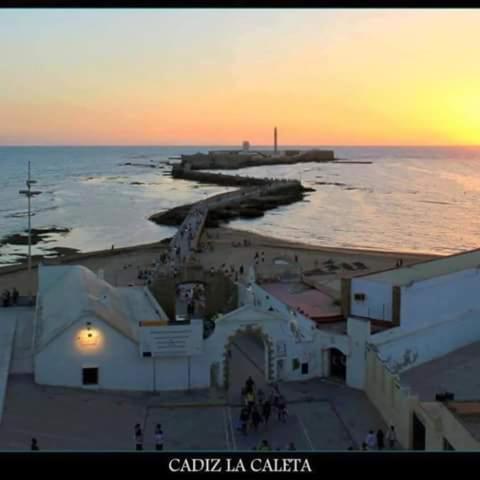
<box><xmin>1</xmin><ymin>144</ymin><xmax>480</xmax><ymax>148</ymax></box>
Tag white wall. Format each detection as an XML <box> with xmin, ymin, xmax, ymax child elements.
<box><xmin>205</xmin><ymin>304</ymin><xmax>352</xmax><ymax>387</ymax></box>
<box><xmin>350</xmin><ymin>279</ymin><xmax>392</xmax><ymax>321</ymax></box>
<box><xmin>346</xmin><ymin>317</ymin><xmax>371</xmax><ymax>389</ymax></box>
<box><xmin>35</xmin><ymin>316</ymin><xmax>210</xmax><ymax>391</ymax></box>
<box><xmin>365</xmin><ymin>349</ymin><xmax>480</xmax><ymax>450</ymax></box>
<box><xmin>371</xmin><ymin>309</ymin><xmax>480</xmax><ymax>374</ymax></box>
<box><xmin>400</xmin><ymin>267</ymin><xmax>480</xmax><ymax>331</ymax></box>
<box><xmin>205</xmin><ymin>305</ymin><xmax>320</xmax><ymax>386</ymax></box>
<box><xmin>241</xmin><ymin>282</ymin><xmax>315</xmax><ymax>341</ymax></box>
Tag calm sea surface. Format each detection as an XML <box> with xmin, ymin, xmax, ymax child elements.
<box><xmin>1</xmin><ymin>146</ymin><xmax>480</xmax><ymax>263</ymax></box>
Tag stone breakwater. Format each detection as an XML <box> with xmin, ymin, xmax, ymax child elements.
<box><xmin>149</xmin><ymin>165</ymin><xmax>314</xmax><ymax>228</ymax></box>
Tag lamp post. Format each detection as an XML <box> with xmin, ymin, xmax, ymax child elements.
<box><xmin>19</xmin><ymin>161</ymin><xmax>41</xmax><ymax>293</ymax></box>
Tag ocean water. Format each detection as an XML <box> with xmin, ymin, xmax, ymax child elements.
<box><xmin>1</xmin><ymin>146</ymin><xmax>480</xmax><ymax>264</ymax></box>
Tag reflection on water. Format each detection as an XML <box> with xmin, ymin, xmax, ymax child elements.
<box><xmin>1</xmin><ymin>146</ymin><xmax>480</xmax><ymax>263</ymax></box>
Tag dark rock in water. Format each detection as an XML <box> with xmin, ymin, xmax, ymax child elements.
<box><xmin>315</xmin><ymin>181</ymin><xmax>347</xmax><ymax>187</ymax></box>
<box><xmin>1</xmin><ymin>227</ymin><xmax>70</xmax><ymax>247</ymax></box>
<box><xmin>353</xmin><ymin>261</ymin><xmax>367</xmax><ymax>270</ymax></box>
<box><xmin>43</xmin><ymin>246</ymin><xmax>80</xmax><ymax>256</ymax></box>
<box><xmin>149</xmin><ymin>204</ymin><xmax>194</xmax><ymax>226</ymax></box>
<box><xmin>238</xmin><ymin>208</ymin><xmax>265</xmax><ymax>219</ymax></box>
<box><xmin>130</xmin><ymin>181</ymin><xmax>144</xmax><ymax>185</ymax></box>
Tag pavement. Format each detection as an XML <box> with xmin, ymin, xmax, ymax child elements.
<box><xmin>0</xmin><ymin>375</ymin><xmax>387</xmax><ymax>451</ymax></box>
<box><xmin>0</xmin><ymin>309</ymin><xmax>17</xmax><ymax>423</ymax></box>
<box><xmin>0</xmin><ymin>325</ymin><xmax>388</xmax><ymax>451</ymax></box>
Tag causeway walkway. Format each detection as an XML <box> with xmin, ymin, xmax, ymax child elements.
<box><xmin>158</xmin><ymin>176</ymin><xmax>303</xmax><ymax>274</ymax></box>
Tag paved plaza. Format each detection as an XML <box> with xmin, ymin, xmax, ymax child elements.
<box><xmin>0</xmin><ymin>374</ymin><xmax>386</xmax><ymax>451</ymax></box>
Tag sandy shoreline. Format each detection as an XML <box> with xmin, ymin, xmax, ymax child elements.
<box><xmin>0</xmin><ymin>226</ymin><xmax>439</xmax><ymax>298</ymax></box>
<box><xmin>217</xmin><ymin>227</ymin><xmax>439</xmax><ymax>259</ymax></box>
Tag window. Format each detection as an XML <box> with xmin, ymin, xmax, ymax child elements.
<box><xmin>82</xmin><ymin>367</ymin><xmax>99</xmax><ymax>385</ymax></box>
<box><xmin>354</xmin><ymin>293</ymin><xmax>366</xmax><ymax>302</ymax></box>
<box><xmin>301</xmin><ymin>363</ymin><xmax>309</xmax><ymax>375</ymax></box>
<box><xmin>292</xmin><ymin>358</ymin><xmax>300</xmax><ymax>370</ymax></box>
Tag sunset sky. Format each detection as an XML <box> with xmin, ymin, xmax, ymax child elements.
<box><xmin>1</xmin><ymin>9</ymin><xmax>480</xmax><ymax>146</ymax></box>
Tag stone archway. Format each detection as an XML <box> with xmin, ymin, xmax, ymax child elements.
<box><xmin>222</xmin><ymin>324</ymin><xmax>275</xmax><ymax>391</ymax></box>
<box><xmin>149</xmin><ymin>264</ymin><xmax>238</xmax><ymax>322</ymax></box>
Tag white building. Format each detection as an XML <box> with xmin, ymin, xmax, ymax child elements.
<box><xmin>344</xmin><ymin>249</ymin><xmax>480</xmax><ymax>450</ymax></box>
<box><xmin>34</xmin><ymin>265</ymin><xmax>208</xmax><ymax>391</ymax></box>
<box><xmin>31</xmin><ymin>263</ymin><xmax>357</xmax><ymax>393</ymax></box>
<box><xmin>14</xmin><ymin>245</ymin><xmax>480</xmax><ymax>450</ymax></box>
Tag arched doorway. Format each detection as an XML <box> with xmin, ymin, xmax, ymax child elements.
<box><xmin>223</xmin><ymin>326</ymin><xmax>274</xmax><ymax>402</ymax></box>
<box><xmin>326</xmin><ymin>347</ymin><xmax>347</xmax><ymax>382</ymax></box>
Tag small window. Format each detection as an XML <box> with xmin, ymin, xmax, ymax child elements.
<box><xmin>142</xmin><ymin>352</ymin><xmax>152</xmax><ymax>358</ymax></box>
<box><xmin>354</xmin><ymin>293</ymin><xmax>366</xmax><ymax>302</ymax></box>
<box><xmin>301</xmin><ymin>363</ymin><xmax>309</xmax><ymax>375</ymax></box>
<box><xmin>82</xmin><ymin>367</ymin><xmax>98</xmax><ymax>385</ymax></box>
<box><xmin>292</xmin><ymin>358</ymin><xmax>300</xmax><ymax>370</ymax></box>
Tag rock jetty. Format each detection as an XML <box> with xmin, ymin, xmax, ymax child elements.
<box><xmin>149</xmin><ymin>164</ymin><xmax>314</xmax><ymax>228</ymax></box>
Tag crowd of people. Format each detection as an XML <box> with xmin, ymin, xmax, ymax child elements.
<box><xmin>238</xmin><ymin>377</ymin><xmax>289</xmax><ymax>437</ymax></box>
<box><xmin>169</xmin><ymin>205</ymin><xmax>208</xmax><ymax>268</ymax></box>
<box><xmin>2</xmin><ymin>287</ymin><xmax>19</xmax><ymax>307</ymax></box>
<box><xmin>176</xmin><ymin>283</ymin><xmax>205</xmax><ymax>318</ymax></box>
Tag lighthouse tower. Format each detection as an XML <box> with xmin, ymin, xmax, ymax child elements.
<box><xmin>274</xmin><ymin>126</ymin><xmax>278</xmax><ymax>154</ymax></box>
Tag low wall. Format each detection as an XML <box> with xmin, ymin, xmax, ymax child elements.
<box><xmin>365</xmin><ymin>348</ymin><xmax>480</xmax><ymax>450</ymax></box>
<box><xmin>370</xmin><ymin>308</ymin><xmax>480</xmax><ymax>374</ymax></box>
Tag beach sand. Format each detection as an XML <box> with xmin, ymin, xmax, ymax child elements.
<box><xmin>0</xmin><ymin>227</ymin><xmax>439</xmax><ymax>298</ymax></box>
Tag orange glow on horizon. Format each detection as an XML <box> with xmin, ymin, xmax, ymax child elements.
<box><xmin>1</xmin><ymin>10</ymin><xmax>480</xmax><ymax>146</ymax></box>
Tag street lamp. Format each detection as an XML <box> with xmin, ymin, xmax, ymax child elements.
<box><xmin>19</xmin><ymin>161</ymin><xmax>42</xmax><ymax>284</ymax></box>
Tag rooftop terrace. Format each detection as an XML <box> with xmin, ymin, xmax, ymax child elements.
<box><xmin>400</xmin><ymin>340</ymin><xmax>480</xmax><ymax>401</ymax></box>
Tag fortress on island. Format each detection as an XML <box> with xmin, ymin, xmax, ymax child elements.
<box><xmin>179</xmin><ymin>127</ymin><xmax>336</xmax><ymax>170</ymax></box>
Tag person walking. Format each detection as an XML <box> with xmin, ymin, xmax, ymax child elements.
<box><xmin>365</xmin><ymin>430</ymin><xmax>376</xmax><ymax>450</ymax></box>
<box><xmin>251</xmin><ymin>406</ymin><xmax>262</xmax><ymax>433</ymax></box>
<box><xmin>386</xmin><ymin>425</ymin><xmax>397</xmax><ymax>449</ymax></box>
<box><xmin>245</xmin><ymin>390</ymin><xmax>255</xmax><ymax>411</ymax></box>
<box><xmin>155</xmin><ymin>424</ymin><xmax>164</xmax><ymax>451</ymax></box>
<box><xmin>376</xmin><ymin>429</ymin><xmax>385</xmax><ymax>451</ymax></box>
<box><xmin>12</xmin><ymin>287</ymin><xmax>19</xmax><ymax>305</ymax></box>
<box><xmin>258</xmin><ymin>440</ymin><xmax>271</xmax><ymax>451</ymax></box>
<box><xmin>257</xmin><ymin>389</ymin><xmax>265</xmax><ymax>406</ymax></box>
<box><xmin>240</xmin><ymin>407</ymin><xmax>250</xmax><ymax>436</ymax></box>
<box><xmin>134</xmin><ymin>424</ymin><xmax>143</xmax><ymax>451</ymax></box>
<box><xmin>261</xmin><ymin>401</ymin><xmax>271</xmax><ymax>430</ymax></box>
<box><xmin>31</xmin><ymin>438</ymin><xmax>39</xmax><ymax>451</ymax></box>
<box><xmin>245</xmin><ymin>376</ymin><xmax>255</xmax><ymax>393</ymax></box>
<box><xmin>277</xmin><ymin>395</ymin><xmax>288</xmax><ymax>423</ymax></box>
